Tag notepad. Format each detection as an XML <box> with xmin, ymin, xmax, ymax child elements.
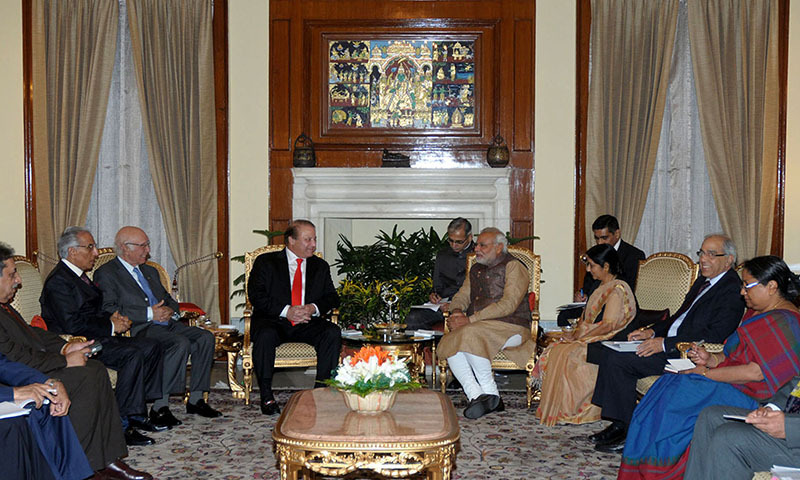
<box><xmin>601</xmin><ymin>340</ymin><xmax>642</xmax><ymax>352</ymax></box>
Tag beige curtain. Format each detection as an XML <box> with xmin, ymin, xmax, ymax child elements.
<box><xmin>127</xmin><ymin>0</ymin><xmax>219</xmax><ymax>316</ymax></box>
<box><xmin>31</xmin><ymin>0</ymin><xmax>118</xmax><ymax>274</ymax></box>
<box><xmin>689</xmin><ymin>0</ymin><xmax>779</xmax><ymax>260</ymax></box>
<box><xmin>585</xmin><ymin>0</ymin><xmax>679</xmax><ymax>245</ymax></box>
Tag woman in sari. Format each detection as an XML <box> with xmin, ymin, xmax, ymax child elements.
<box><xmin>535</xmin><ymin>244</ymin><xmax>637</xmax><ymax>426</ymax></box>
<box><xmin>618</xmin><ymin>255</ymin><xmax>800</xmax><ymax>480</ymax></box>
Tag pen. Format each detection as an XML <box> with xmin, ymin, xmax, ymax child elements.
<box><xmin>638</xmin><ymin>322</ymin><xmax>656</xmax><ymax>331</ymax></box>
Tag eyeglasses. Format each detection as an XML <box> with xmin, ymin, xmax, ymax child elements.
<box><xmin>696</xmin><ymin>250</ymin><xmax>727</xmax><ymax>259</ymax></box>
<box><xmin>447</xmin><ymin>237</ymin><xmax>470</xmax><ymax>246</ymax></box>
<box><xmin>125</xmin><ymin>241</ymin><xmax>151</xmax><ymax>249</ymax></box>
<box><xmin>76</xmin><ymin>244</ymin><xmax>96</xmax><ymax>250</ymax></box>
<box><xmin>742</xmin><ymin>281</ymin><xmax>760</xmax><ymax>290</ymax></box>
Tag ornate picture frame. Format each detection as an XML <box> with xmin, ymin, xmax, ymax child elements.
<box><xmin>326</xmin><ymin>36</ymin><xmax>478</xmax><ymax>132</ymax></box>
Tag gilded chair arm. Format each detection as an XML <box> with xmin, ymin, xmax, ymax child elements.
<box><xmin>61</xmin><ymin>335</ymin><xmax>88</xmax><ymax>344</ymax></box>
<box><xmin>242</xmin><ymin>306</ymin><xmax>252</xmax><ymax>350</ymax></box>
<box><xmin>330</xmin><ymin>308</ymin><xmax>339</xmax><ymax>325</ymax></box>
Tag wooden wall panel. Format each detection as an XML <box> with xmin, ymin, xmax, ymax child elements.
<box><xmin>270</xmin><ymin>19</ymin><xmax>291</xmax><ymax>151</ymax></box>
<box><xmin>269</xmin><ymin>0</ymin><xmax>536</xmax><ymax>239</ymax></box>
<box><xmin>513</xmin><ymin>19</ymin><xmax>534</xmax><ymax>153</ymax></box>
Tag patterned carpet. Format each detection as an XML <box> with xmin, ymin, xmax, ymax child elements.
<box><xmin>125</xmin><ymin>390</ymin><xmax>622</xmax><ymax>479</ymax></box>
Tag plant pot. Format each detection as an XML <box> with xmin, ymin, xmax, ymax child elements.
<box><xmin>339</xmin><ymin>390</ymin><xmax>397</xmax><ymax>414</ymax></box>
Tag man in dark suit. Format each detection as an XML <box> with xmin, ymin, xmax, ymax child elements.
<box><xmin>0</xmin><ymin>351</ymin><xmax>94</xmax><ymax>480</ymax></box>
<box><xmin>0</xmin><ymin>242</ymin><xmax>152</xmax><ymax>480</ymax></box>
<box><xmin>247</xmin><ymin>219</ymin><xmax>341</xmax><ymax>415</ymax></box>
<box><xmin>558</xmin><ymin>214</ymin><xmax>646</xmax><ymax>326</ymax></box>
<box><xmin>94</xmin><ymin>226</ymin><xmax>221</xmax><ymax>427</ymax></box>
<box><xmin>40</xmin><ymin>227</ymin><xmax>166</xmax><ymax>445</ymax></box>
<box><xmin>590</xmin><ymin>234</ymin><xmax>745</xmax><ymax>453</ymax></box>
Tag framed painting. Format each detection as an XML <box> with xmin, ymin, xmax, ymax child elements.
<box><xmin>326</xmin><ymin>37</ymin><xmax>477</xmax><ymax>131</ymax></box>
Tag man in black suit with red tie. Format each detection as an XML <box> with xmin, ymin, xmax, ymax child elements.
<box><xmin>590</xmin><ymin>234</ymin><xmax>746</xmax><ymax>453</ymax></box>
<box><xmin>247</xmin><ymin>220</ymin><xmax>341</xmax><ymax>415</ymax></box>
<box><xmin>40</xmin><ymin>227</ymin><xmax>165</xmax><ymax>446</ymax></box>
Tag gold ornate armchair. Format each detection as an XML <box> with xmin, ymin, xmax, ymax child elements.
<box><xmin>438</xmin><ymin>245</ymin><xmax>541</xmax><ymax>408</ymax></box>
<box><xmin>230</xmin><ymin>245</ymin><xmax>335</xmax><ymax>405</ymax></box>
<box><xmin>634</xmin><ymin>252</ymin><xmax>698</xmax><ymax>314</ymax></box>
<box><xmin>88</xmin><ymin>248</ymin><xmax>170</xmax><ymax>290</ymax></box>
<box><xmin>633</xmin><ymin>252</ymin><xmax>700</xmax><ymax>396</ymax></box>
<box><xmin>10</xmin><ymin>255</ymin><xmax>43</xmax><ymax>325</ymax></box>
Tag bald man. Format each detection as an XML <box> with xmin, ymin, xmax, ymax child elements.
<box><xmin>94</xmin><ymin>226</ymin><xmax>221</xmax><ymax>428</ymax></box>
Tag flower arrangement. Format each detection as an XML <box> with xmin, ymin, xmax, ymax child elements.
<box><xmin>325</xmin><ymin>346</ymin><xmax>421</xmax><ymax>397</ymax></box>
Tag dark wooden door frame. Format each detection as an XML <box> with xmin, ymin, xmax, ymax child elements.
<box><xmin>573</xmin><ymin>0</ymin><xmax>788</xmax><ymax>292</ymax></box>
<box><xmin>21</xmin><ymin>0</ymin><xmax>230</xmax><ymax>322</ymax></box>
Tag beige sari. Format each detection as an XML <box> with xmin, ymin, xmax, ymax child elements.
<box><xmin>535</xmin><ymin>279</ymin><xmax>636</xmax><ymax>426</ymax></box>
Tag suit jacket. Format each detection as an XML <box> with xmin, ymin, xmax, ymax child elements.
<box><xmin>94</xmin><ymin>258</ymin><xmax>180</xmax><ymax>336</ymax></box>
<box><xmin>0</xmin><ymin>352</ymin><xmax>49</xmax><ymax>402</ymax></box>
<box><xmin>0</xmin><ymin>304</ymin><xmax>68</xmax><ymax>373</ymax></box>
<box><xmin>40</xmin><ymin>261</ymin><xmax>114</xmax><ymax>339</ymax></box>
<box><xmin>582</xmin><ymin>240</ymin><xmax>646</xmax><ymax>296</ymax></box>
<box><xmin>247</xmin><ymin>249</ymin><xmax>339</xmax><ymax>327</ymax></box>
<box><xmin>652</xmin><ymin>268</ymin><xmax>745</xmax><ymax>354</ymax></box>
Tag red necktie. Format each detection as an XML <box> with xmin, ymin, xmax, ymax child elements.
<box><xmin>291</xmin><ymin>258</ymin><xmax>303</xmax><ymax>306</ymax></box>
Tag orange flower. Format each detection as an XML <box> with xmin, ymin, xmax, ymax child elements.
<box><xmin>349</xmin><ymin>345</ymin><xmax>391</xmax><ymax>366</ymax></box>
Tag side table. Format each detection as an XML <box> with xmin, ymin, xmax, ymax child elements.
<box><xmin>273</xmin><ymin>388</ymin><xmax>460</xmax><ymax>480</ymax></box>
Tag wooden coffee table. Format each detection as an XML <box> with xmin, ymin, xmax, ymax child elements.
<box><xmin>272</xmin><ymin>388</ymin><xmax>460</xmax><ymax>479</ymax></box>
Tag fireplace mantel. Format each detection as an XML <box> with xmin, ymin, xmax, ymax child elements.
<box><xmin>292</xmin><ymin>168</ymin><xmax>511</xmax><ymax>258</ymax></box>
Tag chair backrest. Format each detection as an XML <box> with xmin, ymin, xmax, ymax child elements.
<box><xmin>10</xmin><ymin>255</ymin><xmax>43</xmax><ymax>324</ymax></box>
<box><xmin>465</xmin><ymin>245</ymin><xmax>542</xmax><ymax>321</ymax></box>
<box><xmin>634</xmin><ymin>252</ymin><xmax>699</xmax><ymax>315</ymax></box>
<box><xmin>244</xmin><ymin>245</ymin><xmax>324</xmax><ymax>308</ymax></box>
<box><xmin>88</xmin><ymin>248</ymin><xmax>170</xmax><ymax>291</ymax></box>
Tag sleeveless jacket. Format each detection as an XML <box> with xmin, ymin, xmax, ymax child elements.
<box><xmin>467</xmin><ymin>253</ymin><xmax>531</xmax><ymax>327</ymax></box>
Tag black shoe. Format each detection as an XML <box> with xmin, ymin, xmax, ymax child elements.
<box><xmin>492</xmin><ymin>396</ymin><xmax>505</xmax><ymax>413</ymax></box>
<box><xmin>124</xmin><ymin>427</ymin><xmax>155</xmax><ymax>446</ymax></box>
<box><xmin>463</xmin><ymin>397</ymin><xmax>488</xmax><ymax>419</ymax></box>
<box><xmin>186</xmin><ymin>399</ymin><xmax>222</xmax><ymax>418</ymax></box>
<box><xmin>261</xmin><ymin>399</ymin><xmax>280</xmax><ymax>415</ymax></box>
<box><xmin>594</xmin><ymin>423</ymin><xmax>628</xmax><ymax>453</ymax></box>
<box><xmin>447</xmin><ymin>378</ymin><xmax>462</xmax><ymax>390</ymax></box>
<box><xmin>588</xmin><ymin>421</ymin><xmax>625</xmax><ymax>444</ymax></box>
<box><xmin>149</xmin><ymin>406</ymin><xmax>182</xmax><ymax>428</ymax></box>
<box><xmin>595</xmin><ymin>437</ymin><xmax>626</xmax><ymax>454</ymax></box>
<box><xmin>464</xmin><ymin>394</ymin><xmax>502</xmax><ymax>419</ymax></box>
<box><xmin>129</xmin><ymin>416</ymin><xmax>169</xmax><ymax>432</ymax></box>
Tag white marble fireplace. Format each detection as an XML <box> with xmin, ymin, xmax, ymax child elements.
<box><xmin>292</xmin><ymin>168</ymin><xmax>511</xmax><ymax>272</ymax></box>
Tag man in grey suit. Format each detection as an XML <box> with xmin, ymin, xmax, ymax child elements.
<box><xmin>684</xmin><ymin>377</ymin><xmax>800</xmax><ymax>479</ymax></box>
<box><xmin>94</xmin><ymin>226</ymin><xmax>221</xmax><ymax>427</ymax></box>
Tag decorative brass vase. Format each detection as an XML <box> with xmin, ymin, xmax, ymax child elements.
<box><xmin>486</xmin><ymin>134</ymin><xmax>509</xmax><ymax>168</ymax></box>
<box><xmin>292</xmin><ymin>133</ymin><xmax>316</xmax><ymax>167</ymax></box>
<box><xmin>340</xmin><ymin>390</ymin><xmax>398</xmax><ymax>414</ymax></box>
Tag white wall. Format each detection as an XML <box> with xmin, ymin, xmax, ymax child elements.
<box><xmin>0</xmin><ymin>0</ymin><xmax>26</xmax><ymax>253</ymax></box>
<box><xmin>534</xmin><ymin>0</ymin><xmax>577</xmax><ymax>321</ymax></box>
<box><xmin>228</xmin><ymin>0</ymin><xmax>270</xmax><ymax>317</ymax></box>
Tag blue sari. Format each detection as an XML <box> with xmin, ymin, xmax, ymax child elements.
<box><xmin>618</xmin><ymin>309</ymin><xmax>800</xmax><ymax>480</ymax></box>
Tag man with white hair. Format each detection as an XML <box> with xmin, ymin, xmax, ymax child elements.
<box><xmin>438</xmin><ymin>227</ymin><xmax>535</xmax><ymax>419</ymax></box>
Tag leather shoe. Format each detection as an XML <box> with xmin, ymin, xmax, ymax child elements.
<box><xmin>149</xmin><ymin>406</ymin><xmax>182</xmax><ymax>428</ymax></box>
<box><xmin>464</xmin><ymin>394</ymin><xmax>503</xmax><ymax>419</ymax></box>
<box><xmin>95</xmin><ymin>460</ymin><xmax>153</xmax><ymax>480</ymax></box>
<box><xmin>463</xmin><ymin>397</ymin><xmax>488</xmax><ymax>419</ymax></box>
<box><xmin>128</xmin><ymin>416</ymin><xmax>168</xmax><ymax>432</ymax></box>
<box><xmin>186</xmin><ymin>399</ymin><xmax>222</xmax><ymax>418</ymax></box>
<box><xmin>261</xmin><ymin>399</ymin><xmax>280</xmax><ymax>415</ymax></box>
<box><xmin>588</xmin><ymin>421</ymin><xmax>625</xmax><ymax>444</ymax></box>
<box><xmin>595</xmin><ymin>437</ymin><xmax>626</xmax><ymax>454</ymax></box>
<box><xmin>124</xmin><ymin>427</ymin><xmax>154</xmax><ymax>446</ymax></box>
